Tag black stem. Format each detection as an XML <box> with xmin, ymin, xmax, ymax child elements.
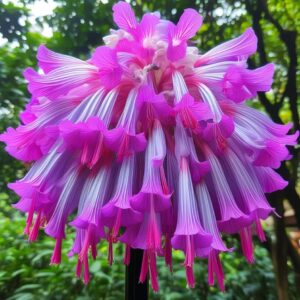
<box><xmin>125</xmin><ymin>249</ymin><xmax>148</xmax><ymax>300</ymax></box>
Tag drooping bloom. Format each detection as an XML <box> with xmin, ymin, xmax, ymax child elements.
<box><xmin>1</xmin><ymin>1</ymin><xmax>298</xmax><ymax>292</ymax></box>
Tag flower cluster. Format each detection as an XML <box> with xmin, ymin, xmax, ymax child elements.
<box><xmin>1</xmin><ymin>1</ymin><xmax>298</xmax><ymax>291</ymax></box>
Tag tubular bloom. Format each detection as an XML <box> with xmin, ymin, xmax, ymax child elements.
<box><xmin>1</xmin><ymin>2</ymin><xmax>298</xmax><ymax>292</ymax></box>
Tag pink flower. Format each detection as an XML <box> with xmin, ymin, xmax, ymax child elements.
<box><xmin>1</xmin><ymin>1</ymin><xmax>297</xmax><ymax>291</ymax></box>
<box><xmin>167</xmin><ymin>8</ymin><xmax>203</xmax><ymax>61</ymax></box>
<box><xmin>222</xmin><ymin>63</ymin><xmax>275</xmax><ymax>103</ymax></box>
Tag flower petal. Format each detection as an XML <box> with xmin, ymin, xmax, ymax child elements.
<box><xmin>223</xmin><ymin>63</ymin><xmax>275</xmax><ymax>102</ymax></box>
<box><xmin>24</xmin><ymin>64</ymin><xmax>99</xmax><ymax>100</ymax></box>
<box><xmin>195</xmin><ymin>28</ymin><xmax>257</xmax><ymax>66</ymax></box>
<box><xmin>37</xmin><ymin>45</ymin><xmax>85</xmax><ymax>73</ymax></box>
<box><xmin>173</xmin><ymin>8</ymin><xmax>202</xmax><ymax>41</ymax></box>
<box><xmin>112</xmin><ymin>1</ymin><xmax>138</xmax><ymax>32</ymax></box>
<box><xmin>91</xmin><ymin>46</ymin><xmax>123</xmax><ymax>89</ymax></box>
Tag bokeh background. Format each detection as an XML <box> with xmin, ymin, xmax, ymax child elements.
<box><xmin>0</xmin><ymin>0</ymin><xmax>299</xmax><ymax>299</ymax></box>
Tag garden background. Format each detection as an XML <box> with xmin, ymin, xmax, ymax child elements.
<box><xmin>0</xmin><ymin>0</ymin><xmax>299</xmax><ymax>299</ymax></box>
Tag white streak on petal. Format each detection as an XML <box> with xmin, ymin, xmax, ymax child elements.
<box><xmin>97</xmin><ymin>88</ymin><xmax>119</xmax><ymax>124</ymax></box>
<box><xmin>172</xmin><ymin>71</ymin><xmax>188</xmax><ymax>103</ymax></box>
<box><xmin>175</xmin><ymin>158</ymin><xmax>201</xmax><ymax>235</ymax></box>
<box><xmin>68</xmin><ymin>89</ymin><xmax>106</xmax><ymax>122</ymax></box>
<box><xmin>118</xmin><ymin>89</ymin><xmax>138</xmax><ymax>132</ymax></box>
<box><xmin>45</xmin><ymin>167</ymin><xmax>86</xmax><ymax>238</ymax></box>
<box><xmin>113</xmin><ymin>155</ymin><xmax>135</xmax><ymax>208</ymax></box>
<box><xmin>77</xmin><ymin>168</ymin><xmax>111</xmax><ymax>226</ymax></box>
<box><xmin>205</xmin><ymin>147</ymin><xmax>242</xmax><ymax>218</ymax></box>
<box><xmin>195</xmin><ymin>181</ymin><xmax>226</xmax><ymax>251</ymax></box>
<box><xmin>198</xmin><ymin>83</ymin><xmax>222</xmax><ymax>122</ymax></box>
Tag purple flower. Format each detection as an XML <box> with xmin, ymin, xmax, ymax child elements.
<box><xmin>1</xmin><ymin>1</ymin><xmax>298</xmax><ymax>292</ymax></box>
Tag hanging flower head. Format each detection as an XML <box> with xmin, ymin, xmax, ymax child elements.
<box><xmin>1</xmin><ymin>1</ymin><xmax>298</xmax><ymax>292</ymax></box>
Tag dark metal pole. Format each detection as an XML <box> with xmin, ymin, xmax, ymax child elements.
<box><xmin>125</xmin><ymin>249</ymin><xmax>148</xmax><ymax>300</ymax></box>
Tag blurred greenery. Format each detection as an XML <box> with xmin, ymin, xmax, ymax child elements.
<box><xmin>0</xmin><ymin>0</ymin><xmax>299</xmax><ymax>299</ymax></box>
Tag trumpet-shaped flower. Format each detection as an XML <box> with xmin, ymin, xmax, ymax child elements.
<box><xmin>1</xmin><ymin>1</ymin><xmax>298</xmax><ymax>292</ymax></box>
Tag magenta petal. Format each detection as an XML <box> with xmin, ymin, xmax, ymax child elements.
<box><xmin>8</xmin><ymin>181</ymin><xmax>35</xmax><ymax>198</ymax></box>
<box><xmin>254</xmin><ymin>167</ymin><xmax>288</xmax><ymax>193</ymax></box>
<box><xmin>223</xmin><ymin>63</ymin><xmax>275</xmax><ymax>102</ymax></box>
<box><xmin>0</xmin><ymin>96</ymin><xmax>77</xmax><ymax>162</ymax></box>
<box><xmin>59</xmin><ymin>117</ymin><xmax>107</xmax><ymax>149</ymax></box>
<box><xmin>222</xmin><ymin>148</ymin><xmax>275</xmax><ymax>221</ymax></box>
<box><xmin>105</xmin><ymin>128</ymin><xmax>147</xmax><ymax>159</ymax></box>
<box><xmin>167</xmin><ymin>9</ymin><xmax>202</xmax><ymax>61</ymax></box>
<box><xmin>205</xmin><ymin>149</ymin><xmax>252</xmax><ymax>234</ymax></box>
<box><xmin>175</xmin><ymin>8</ymin><xmax>203</xmax><ymax>41</ymax></box>
<box><xmin>112</xmin><ymin>1</ymin><xmax>138</xmax><ymax>32</ymax></box>
<box><xmin>137</xmin><ymin>85</ymin><xmax>172</xmax><ymax>125</ymax></box>
<box><xmin>219</xmin><ymin>115</ymin><xmax>235</xmax><ymax>137</ymax></box>
<box><xmin>19</xmin><ymin>102</ymin><xmax>37</xmax><ymax>124</ymax></box>
<box><xmin>23</xmin><ymin>65</ymin><xmax>98</xmax><ymax>100</ymax></box>
<box><xmin>137</xmin><ymin>13</ymin><xmax>160</xmax><ymax>43</ymax></box>
<box><xmin>12</xmin><ymin>197</ymin><xmax>32</xmax><ymax>212</ymax></box>
<box><xmin>115</xmin><ymin>38</ymin><xmax>144</xmax><ymax>58</ymax></box>
<box><xmin>0</xmin><ymin>128</ymin><xmax>42</xmax><ymax>161</ymax></box>
<box><xmin>253</xmin><ymin>140</ymin><xmax>289</xmax><ymax>169</ymax></box>
<box><xmin>8</xmin><ymin>150</ymin><xmax>75</xmax><ymax>223</ymax></box>
<box><xmin>195</xmin><ymin>28</ymin><xmax>257</xmax><ymax>66</ymax></box>
<box><xmin>13</xmin><ymin>193</ymin><xmax>51</xmax><ymax>213</ymax></box>
<box><xmin>0</xmin><ymin>123</ymin><xmax>60</xmax><ymax>161</ymax></box>
<box><xmin>174</xmin><ymin>93</ymin><xmax>212</xmax><ymax>129</ymax></box>
<box><xmin>118</xmin><ymin>224</ymin><xmax>140</xmax><ymax>247</ymax></box>
<box><xmin>167</xmin><ymin>40</ymin><xmax>187</xmax><ymax>62</ymax></box>
<box><xmin>172</xmin><ymin>233</ymin><xmax>212</xmax><ymax>254</ymax></box>
<box><xmin>223</xmin><ymin>67</ymin><xmax>252</xmax><ymax>102</ymax></box>
<box><xmin>244</xmin><ymin>63</ymin><xmax>275</xmax><ymax>92</ymax></box>
<box><xmin>173</xmin><ymin>157</ymin><xmax>212</xmax><ymax>255</ymax></box>
<box><xmin>130</xmin><ymin>191</ymin><xmax>172</xmax><ymax>213</ymax></box>
<box><xmin>202</xmin><ymin>115</ymin><xmax>234</xmax><ymax>152</ymax></box>
<box><xmin>45</xmin><ymin>169</ymin><xmax>87</xmax><ymax>239</ymax></box>
<box><xmin>37</xmin><ymin>45</ymin><xmax>84</xmax><ymax>74</ymax></box>
<box><xmin>91</xmin><ymin>46</ymin><xmax>123</xmax><ymax>89</ymax></box>
<box><xmin>196</xmin><ymin>182</ymin><xmax>228</xmax><ymax>254</ymax></box>
<box><xmin>101</xmin><ymin>155</ymin><xmax>142</xmax><ymax>229</ymax></box>
<box><xmin>101</xmin><ymin>202</ymin><xmax>143</xmax><ymax>227</ymax></box>
<box><xmin>190</xmin><ymin>160</ymin><xmax>210</xmax><ymax>183</ymax></box>
<box><xmin>131</xmin><ymin>212</ymin><xmax>162</xmax><ymax>250</ymax></box>
<box><xmin>236</xmin><ymin>105</ymin><xmax>295</xmax><ymax>138</ymax></box>
<box><xmin>100</xmin><ymin>66</ymin><xmax>123</xmax><ymax>90</ymax></box>
<box><xmin>217</xmin><ymin>215</ymin><xmax>252</xmax><ymax>234</ymax></box>
<box><xmin>59</xmin><ymin>117</ymin><xmax>110</xmax><ymax>167</ymax></box>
